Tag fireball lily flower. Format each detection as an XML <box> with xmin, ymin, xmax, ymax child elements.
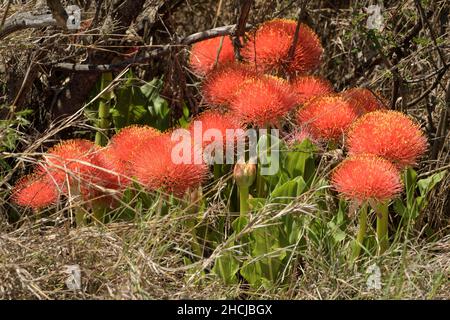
<box><xmin>242</xmin><ymin>19</ymin><xmax>323</xmax><ymax>75</ymax></box>
<box><xmin>202</xmin><ymin>62</ymin><xmax>258</xmax><ymax>107</ymax></box>
<box><xmin>341</xmin><ymin>88</ymin><xmax>387</xmax><ymax>116</ymax></box>
<box><xmin>297</xmin><ymin>95</ymin><xmax>358</xmax><ymax>142</ymax></box>
<box><xmin>133</xmin><ymin>133</ymin><xmax>208</xmax><ymax>197</ymax></box>
<box><xmin>332</xmin><ymin>154</ymin><xmax>403</xmax><ymax>256</ymax></box>
<box><xmin>291</xmin><ymin>76</ymin><xmax>334</xmax><ymax>105</ymax></box>
<box><xmin>347</xmin><ymin>110</ymin><xmax>428</xmax><ymax>169</ymax></box>
<box><xmin>12</xmin><ymin>174</ymin><xmax>59</xmax><ymax>210</ymax></box>
<box><xmin>190</xmin><ymin>36</ymin><xmax>235</xmax><ymax>75</ymax></box>
<box><xmin>230</xmin><ymin>76</ymin><xmax>297</xmax><ymax>128</ymax></box>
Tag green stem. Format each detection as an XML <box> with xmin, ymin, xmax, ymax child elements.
<box><xmin>75</xmin><ymin>208</ymin><xmax>86</xmax><ymax>227</ymax></box>
<box><xmin>256</xmin><ymin>170</ymin><xmax>264</xmax><ymax>197</ymax></box>
<box><xmin>185</xmin><ymin>194</ymin><xmax>203</xmax><ymax>258</ymax></box>
<box><xmin>351</xmin><ymin>204</ymin><xmax>368</xmax><ymax>262</ymax></box>
<box><xmin>213</xmin><ymin>163</ymin><xmax>222</xmax><ymax>180</ymax></box>
<box><xmin>256</xmin><ymin>128</ymin><xmax>271</xmax><ymax>197</ymax></box>
<box><xmin>190</xmin><ymin>226</ymin><xmax>203</xmax><ymax>258</ymax></box>
<box><xmin>92</xmin><ymin>202</ymin><xmax>107</xmax><ymax>224</ymax></box>
<box><xmin>239</xmin><ymin>186</ymin><xmax>249</xmax><ymax>216</ymax></box>
<box><xmin>376</xmin><ymin>202</ymin><xmax>390</xmax><ymax>254</ymax></box>
<box><xmin>95</xmin><ymin>72</ymin><xmax>113</xmax><ymax>146</ymax></box>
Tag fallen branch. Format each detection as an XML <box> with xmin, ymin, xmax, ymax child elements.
<box><xmin>54</xmin><ymin>23</ymin><xmax>253</xmax><ymax>72</ymax></box>
<box><xmin>0</xmin><ymin>4</ymin><xmax>81</xmax><ymax>40</ymax></box>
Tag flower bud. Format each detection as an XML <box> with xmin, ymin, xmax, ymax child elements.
<box><xmin>233</xmin><ymin>163</ymin><xmax>257</xmax><ymax>188</ymax></box>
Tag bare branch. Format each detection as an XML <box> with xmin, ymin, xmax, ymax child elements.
<box><xmin>54</xmin><ymin>24</ymin><xmax>253</xmax><ymax>72</ymax></box>
<box><xmin>232</xmin><ymin>0</ymin><xmax>253</xmax><ymax>61</ymax></box>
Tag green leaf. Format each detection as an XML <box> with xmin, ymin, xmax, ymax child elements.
<box><xmin>232</xmin><ymin>215</ymin><xmax>248</xmax><ymax>234</ymax></box>
<box><xmin>271</xmin><ymin>180</ymin><xmax>298</xmax><ymax>201</ymax></box>
<box><xmin>284</xmin><ymin>139</ymin><xmax>316</xmax><ymax>182</ymax></box>
<box><xmin>248</xmin><ymin>198</ymin><xmax>266</xmax><ymax>211</ymax></box>
<box><xmin>393</xmin><ymin>198</ymin><xmax>406</xmax><ymax>217</ymax></box>
<box><xmin>404</xmin><ymin>168</ymin><xmax>418</xmax><ymax>207</ymax></box>
<box><xmin>327</xmin><ymin>220</ymin><xmax>346</xmax><ymax>243</ymax></box>
<box><xmin>212</xmin><ymin>251</ymin><xmax>240</xmax><ymax>285</ymax></box>
<box><xmin>269</xmin><ymin>177</ymin><xmax>307</xmax><ymax>204</ymax></box>
<box><xmin>417</xmin><ymin>170</ymin><xmax>447</xmax><ymax>197</ymax></box>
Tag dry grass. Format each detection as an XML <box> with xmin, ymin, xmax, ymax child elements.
<box><xmin>0</xmin><ymin>210</ymin><xmax>448</xmax><ymax>300</ymax></box>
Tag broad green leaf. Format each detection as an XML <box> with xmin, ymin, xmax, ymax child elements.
<box><xmin>248</xmin><ymin>197</ymin><xmax>266</xmax><ymax>211</ymax></box>
<box><xmin>284</xmin><ymin>138</ymin><xmax>316</xmax><ymax>182</ymax></box>
<box><xmin>212</xmin><ymin>251</ymin><xmax>240</xmax><ymax>285</ymax></box>
<box><xmin>417</xmin><ymin>170</ymin><xmax>447</xmax><ymax>197</ymax></box>
<box><xmin>404</xmin><ymin>168</ymin><xmax>418</xmax><ymax>207</ymax></box>
<box><xmin>232</xmin><ymin>216</ymin><xmax>248</xmax><ymax>234</ymax></box>
<box><xmin>393</xmin><ymin>198</ymin><xmax>406</xmax><ymax>217</ymax></box>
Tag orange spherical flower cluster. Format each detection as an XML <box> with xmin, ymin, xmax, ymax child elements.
<box><xmin>230</xmin><ymin>76</ymin><xmax>297</xmax><ymax>127</ymax></box>
<box><xmin>297</xmin><ymin>95</ymin><xmax>358</xmax><ymax>141</ymax></box>
<box><xmin>331</xmin><ymin>154</ymin><xmax>402</xmax><ymax>204</ymax></box>
<box><xmin>341</xmin><ymin>88</ymin><xmax>387</xmax><ymax>116</ymax></box>
<box><xmin>202</xmin><ymin>63</ymin><xmax>258</xmax><ymax>107</ymax></box>
<box><xmin>12</xmin><ymin>174</ymin><xmax>59</xmax><ymax>210</ymax></box>
<box><xmin>38</xmin><ymin>139</ymin><xmax>121</xmax><ymax>199</ymax></box>
<box><xmin>347</xmin><ymin>110</ymin><xmax>428</xmax><ymax>168</ymax></box>
<box><xmin>107</xmin><ymin>125</ymin><xmax>161</xmax><ymax>177</ymax></box>
<box><xmin>133</xmin><ymin>133</ymin><xmax>209</xmax><ymax>197</ymax></box>
<box><xmin>40</xmin><ymin>139</ymin><xmax>101</xmax><ymax>185</ymax></box>
<box><xmin>190</xmin><ymin>36</ymin><xmax>235</xmax><ymax>75</ymax></box>
<box><xmin>189</xmin><ymin>110</ymin><xmax>244</xmax><ymax>150</ymax></box>
<box><xmin>242</xmin><ymin>19</ymin><xmax>323</xmax><ymax>74</ymax></box>
<box><xmin>291</xmin><ymin>76</ymin><xmax>334</xmax><ymax>104</ymax></box>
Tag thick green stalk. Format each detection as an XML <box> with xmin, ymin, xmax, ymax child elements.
<box><xmin>376</xmin><ymin>202</ymin><xmax>390</xmax><ymax>254</ymax></box>
<box><xmin>186</xmin><ymin>191</ymin><xmax>203</xmax><ymax>258</ymax></box>
<box><xmin>75</xmin><ymin>208</ymin><xmax>86</xmax><ymax>227</ymax></box>
<box><xmin>257</xmin><ymin>128</ymin><xmax>271</xmax><ymax>197</ymax></box>
<box><xmin>213</xmin><ymin>163</ymin><xmax>222</xmax><ymax>180</ymax></box>
<box><xmin>190</xmin><ymin>225</ymin><xmax>203</xmax><ymax>258</ymax></box>
<box><xmin>92</xmin><ymin>201</ymin><xmax>107</xmax><ymax>224</ymax></box>
<box><xmin>351</xmin><ymin>204</ymin><xmax>368</xmax><ymax>262</ymax></box>
<box><xmin>256</xmin><ymin>170</ymin><xmax>264</xmax><ymax>197</ymax></box>
<box><xmin>95</xmin><ymin>72</ymin><xmax>113</xmax><ymax>146</ymax></box>
<box><xmin>239</xmin><ymin>186</ymin><xmax>250</xmax><ymax>216</ymax></box>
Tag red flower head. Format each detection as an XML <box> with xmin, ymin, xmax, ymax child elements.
<box><xmin>291</xmin><ymin>76</ymin><xmax>334</xmax><ymax>105</ymax></box>
<box><xmin>242</xmin><ymin>19</ymin><xmax>323</xmax><ymax>74</ymax></box>
<box><xmin>189</xmin><ymin>110</ymin><xmax>244</xmax><ymax>150</ymax></box>
<box><xmin>230</xmin><ymin>76</ymin><xmax>297</xmax><ymax>127</ymax></box>
<box><xmin>347</xmin><ymin>110</ymin><xmax>428</xmax><ymax>168</ymax></box>
<box><xmin>297</xmin><ymin>95</ymin><xmax>358</xmax><ymax>141</ymax></box>
<box><xmin>38</xmin><ymin>139</ymin><xmax>123</xmax><ymax>201</ymax></box>
<box><xmin>341</xmin><ymin>88</ymin><xmax>387</xmax><ymax>116</ymax></box>
<box><xmin>12</xmin><ymin>174</ymin><xmax>59</xmax><ymax>209</ymax></box>
<box><xmin>332</xmin><ymin>154</ymin><xmax>402</xmax><ymax>204</ymax></box>
<box><xmin>39</xmin><ymin>139</ymin><xmax>101</xmax><ymax>187</ymax></box>
<box><xmin>202</xmin><ymin>62</ymin><xmax>258</xmax><ymax>107</ymax></box>
<box><xmin>190</xmin><ymin>36</ymin><xmax>235</xmax><ymax>75</ymax></box>
<box><xmin>83</xmin><ymin>147</ymin><xmax>124</xmax><ymax>207</ymax></box>
<box><xmin>133</xmin><ymin>133</ymin><xmax>208</xmax><ymax>197</ymax></box>
<box><xmin>108</xmin><ymin>125</ymin><xmax>161</xmax><ymax>177</ymax></box>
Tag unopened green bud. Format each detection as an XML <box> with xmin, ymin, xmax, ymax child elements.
<box><xmin>233</xmin><ymin>163</ymin><xmax>257</xmax><ymax>188</ymax></box>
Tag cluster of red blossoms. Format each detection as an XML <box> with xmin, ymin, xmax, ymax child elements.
<box><xmin>12</xmin><ymin>126</ymin><xmax>212</xmax><ymax>209</ymax></box>
<box><xmin>332</xmin><ymin>111</ymin><xmax>428</xmax><ymax>204</ymax></box>
<box><xmin>12</xmin><ymin>18</ymin><xmax>428</xmax><ymax>210</ymax></box>
<box><xmin>190</xmin><ymin>19</ymin><xmax>428</xmax><ymax>204</ymax></box>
